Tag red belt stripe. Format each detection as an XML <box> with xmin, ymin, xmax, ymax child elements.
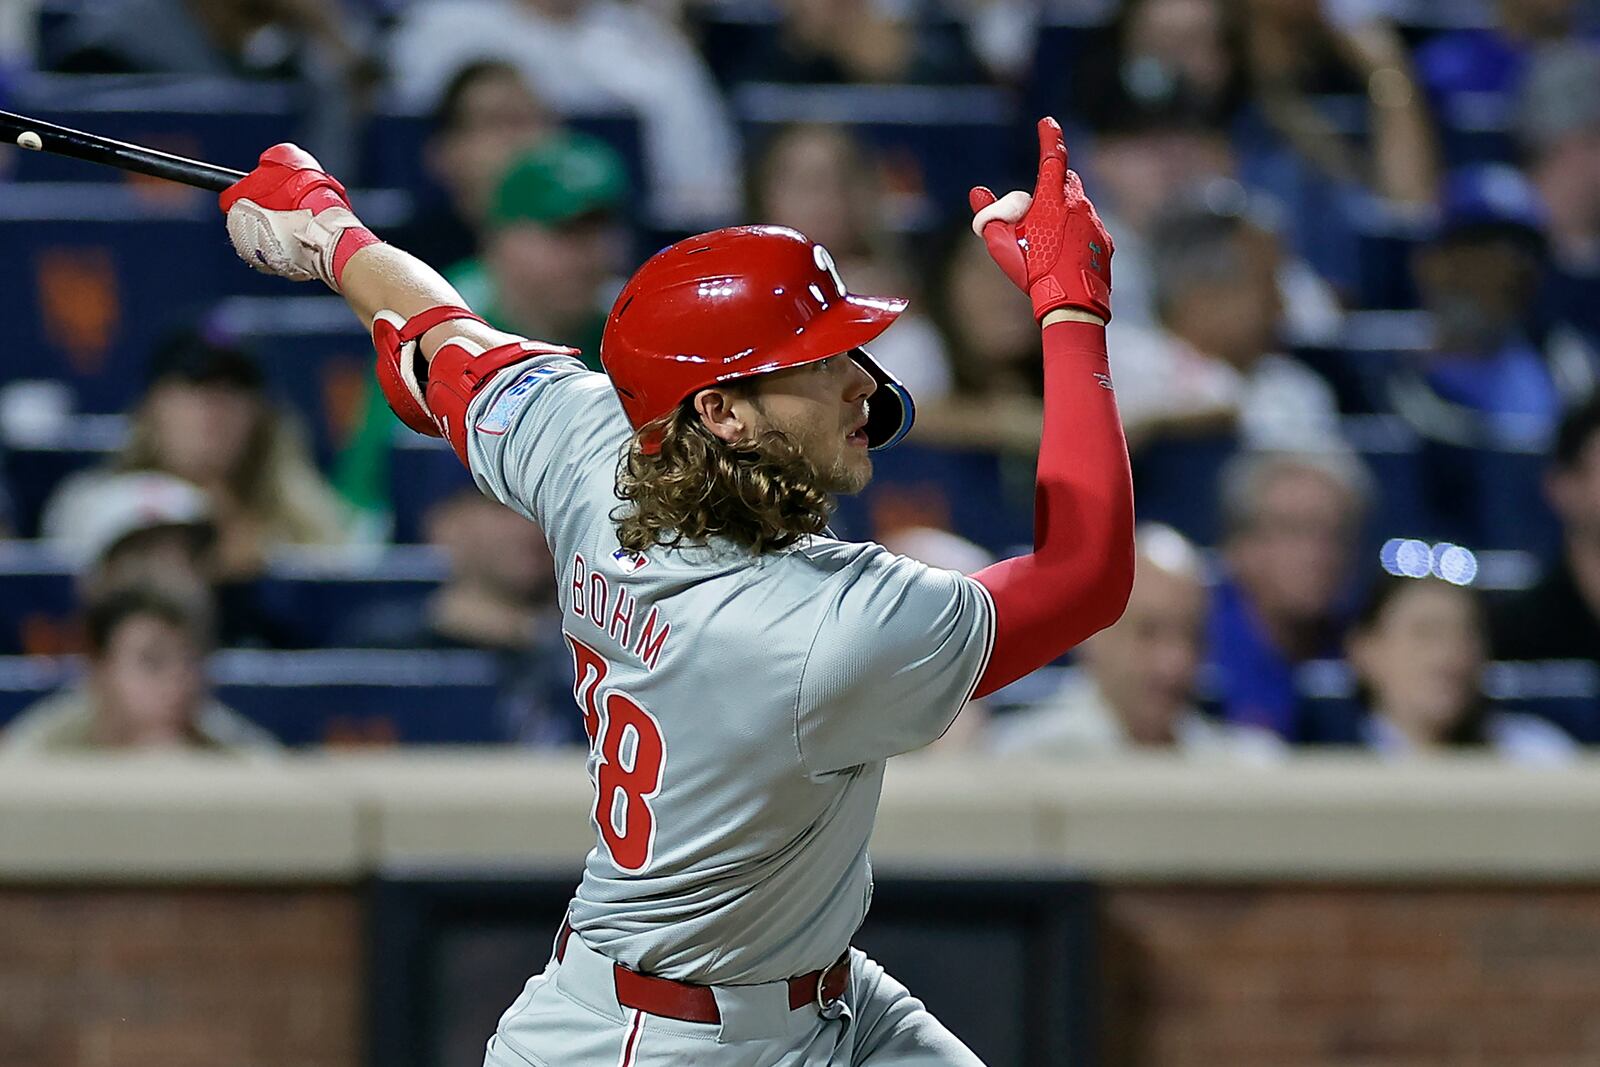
<box><xmin>556</xmin><ymin>921</ymin><xmax>848</xmax><ymax>1025</ymax></box>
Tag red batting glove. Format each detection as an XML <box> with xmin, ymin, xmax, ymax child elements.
<box><xmin>219</xmin><ymin>144</ymin><xmax>379</xmax><ymax>291</ymax></box>
<box><xmin>969</xmin><ymin>117</ymin><xmax>1113</xmax><ymax>322</ymax></box>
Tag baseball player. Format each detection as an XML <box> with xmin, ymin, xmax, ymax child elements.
<box><xmin>217</xmin><ymin>116</ymin><xmax>1133</xmax><ymax>1066</ymax></box>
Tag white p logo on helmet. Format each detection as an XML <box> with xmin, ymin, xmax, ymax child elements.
<box><xmin>813</xmin><ymin>244</ymin><xmax>847</xmax><ymax>297</ymax></box>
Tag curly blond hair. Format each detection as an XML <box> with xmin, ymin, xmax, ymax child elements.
<box><xmin>613</xmin><ymin>402</ymin><xmax>834</xmax><ymax>555</ymax></box>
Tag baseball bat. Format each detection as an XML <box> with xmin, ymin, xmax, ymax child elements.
<box><xmin>0</xmin><ymin>109</ymin><xmax>246</xmax><ymax>192</ymax></box>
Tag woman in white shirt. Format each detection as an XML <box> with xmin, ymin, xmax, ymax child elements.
<box><xmin>1347</xmin><ymin>573</ymin><xmax>1577</xmax><ymax>764</ymax></box>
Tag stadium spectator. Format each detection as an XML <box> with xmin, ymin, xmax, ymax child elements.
<box><xmin>388</xmin><ymin>0</ymin><xmax>741</xmax><ymax>230</ymax></box>
<box><xmin>42</xmin><ymin>332</ymin><xmax>354</xmax><ymax>583</ymax></box>
<box><xmin>45</xmin><ymin>471</ymin><xmax>301</xmax><ymax>651</ymax></box>
<box><xmin>1068</xmin><ymin>0</ymin><xmax>1245</xmax><ymax>135</ymax></box>
<box><xmin>446</xmin><ymin>134</ymin><xmax>629</xmax><ymax>366</ymax></box>
<box><xmin>1349</xmin><ymin>574</ymin><xmax>1576</xmax><ymax>762</ymax></box>
<box><xmin>0</xmin><ymin>585</ymin><xmax>279</xmax><ymax>755</ymax></box>
<box><xmin>1107</xmin><ymin>187</ymin><xmax>1346</xmax><ymax>455</ymax></box>
<box><xmin>1392</xmin><ymin>165</ymin><xmax>1594</xmax><ymax>454</ymax></box>
<box><xmin>51</xmin><ymin>0</ymin><xmax>377</xmax><ymax>172</ymax></box>
<box><xmin>1237</xmin><ymin>0</ymin><xmax>1439</xmax><ymax>206</ymax></box>
<box><xmin>989</xmin><ymin>525</ymin><xmax>1284</xmax><ymax>759</ymax></box>
<box><xmin>1515</xmin><ymin>43</ymin><xmax>1600</xmax><ymax>351</ymax></box>
<box><xmin>54</xmin><ymin>0</ymin><xmax>374</xmax><ymax>82</ymax></box>
<box><xmin>944</xmin><ymin>0</ymin><xmax>1039</xmax><ymax>83</ymax></box>
<box><xmin>1414</xmin><ymin>0</ymin><xmax>1592</xmax><ymax>131</ymax></box>
<box><xmin>911</xmin><ymin>227</ymin><xmax>1042</xmax><ymax>454</ymax></box>
<box><xmin>1086</xmin><ymin>96</ymin><xmax>1344</xmax><ymax>345</ymax></box>
<box><xmin>1209</xmin><ymin>449</ymin><xmax>1370</xmax><ymax>739</ymax></box>
<box><xmin>1490</xmin><ymin>394</ymin><xmax>1600</xmax><ymax>665</ymax></box>
<box><xmin>400</xmin><ymin>60</ymin><xmax>558</xmax><ymax>272</ymax></box>
<box><xmin>750</xmin><ymin>124</ymin><xmax>952</xmax><ymax>400</ymax></box>
<box><xmin>337</xmin><ymin>488</ymin><xmax>579</xmax><ymax>747</ymax></box>
<box><xmin>729</xmin><ymin>0</ymin><xmax>986</xmax><ymax>85</ymax></box>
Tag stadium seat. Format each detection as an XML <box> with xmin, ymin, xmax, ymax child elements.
<box><xmin>390</xmin><ymin>435</ymin><xmax>479</xmax><ymax>544</ymax></box>
<box><xmin>1483</xmin><ymin>659</ymin><xmax>1600</xmax><ymax>744</ymax></box>
<box><xmin>1130</xmin><ymin>433</ymin><xmax>1238</xmax><ymax>547</ymax></box>
<box><xmin>830</xmin><ymin>442</ymin><xmax>1034</xmax><ymax>555</ymax></box>
<box><xmin>1341</xmin><ymin>414</ymin><xmax>1437</xmax><ymax>541</ymax></box>
<box><xmin>0</xmin><ymin>422</ymin><xmax>119</xmax><ymax>539</ymax></box>
<box><xmin>212</xmin><ymin>648</ymin><xmax>505</xmax><ymax>745</ymax></box>
<box><xmin>0</xmin><ymin>647</ymin><xmax>507</xmax><ymax>745</ymax></box>
<box><xmin>0</xmin><ymin>185</ymin><xmax>250</xmax><ymax>413</ymax></box>
<box><xmin>0</xmin><ymin>184</ymin><xmax>412</xmax><ymax>415</ymax></box>
<box><xmin>5</xmin><ymin>74</ymin><xmax>300</xmax><ymax>183</ymax></box>
<box><xmin>1295</xmin><ymin>656</ymin><xmax>1600</xmax><ymax>746</ymax></box>
<box><xmin>0</xmin><ymin>541</ymin><xmax>77</xmax><ymax>656</ymax></box>
<box><xmin>0</xmin><ymin>541</ymin><xmax>450</xmax><ymax>654</ymax></box>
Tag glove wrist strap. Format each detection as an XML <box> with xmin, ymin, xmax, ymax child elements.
<box><xmin>330</xmin><ymin>227</ymin><xmax>381</xmax><ymax>290</ymax></box>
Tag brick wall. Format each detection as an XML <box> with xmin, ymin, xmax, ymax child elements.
<box><xmin>10</xmin><ymin>882</ymin><xmax>1600</xmax><ymax>1067</ymax></box>
<box><xmin>1101</xmin><ymin>886</ymin><xmax>1600</xmax><ymax>1067</ymax></box>
<box><xmin>0</xmin><ymin>887</ymin><xmax>361</xmax><ymax>1067</ymax></box>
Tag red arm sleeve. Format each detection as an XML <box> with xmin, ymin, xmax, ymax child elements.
<box><xmin>969</xmin><ymin>319</ymin><xmax>1135</xmax><ymax>698</ymax></box>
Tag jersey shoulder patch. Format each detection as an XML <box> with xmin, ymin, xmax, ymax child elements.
<box><xmin>475</xmin><ymin>365</ymin><xmax>561</xmax><ymax>436</ymax></box>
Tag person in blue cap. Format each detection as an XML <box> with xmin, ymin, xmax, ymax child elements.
<box><xmin>1397</xmin><ymin>164</ymin><xmax>1594</xmax><ymax>451</ymax></box>
<box><xmin>1391</xmin><ymin>164</ymin><xmax>1598</xmax><ymax>553</ymax></box>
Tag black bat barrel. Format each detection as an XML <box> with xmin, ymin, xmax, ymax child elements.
<box><xmin>0</xmin><ymin>109</ymin><xmax>247</xmax><ymax>192</ymax></box>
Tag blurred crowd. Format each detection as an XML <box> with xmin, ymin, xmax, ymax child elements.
<box><xmin>0</xmin><ymin>0</ymin><xmax>1597</xmax><ymax>761</ymax></box>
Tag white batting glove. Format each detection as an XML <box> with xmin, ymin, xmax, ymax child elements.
<box><xmin>218</xmin><ymin>144</ymin><xmax>378</xmax><ymax>292</ymax></box>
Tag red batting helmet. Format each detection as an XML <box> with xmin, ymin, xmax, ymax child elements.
<box><xmin>599</xmin><ymin>225</ymin><xmax>915</xmax><ymax>453</ymax></box>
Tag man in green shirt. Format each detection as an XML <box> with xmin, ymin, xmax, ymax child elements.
<box><xmin>336</xmin><ymin>132</ymin><xmax>628</xmax><ymax>519</ymax></box>
<box><xmin>445</xmin><ymin>131</ymin><xmax>629</xmax><ymax>366</ymax></box>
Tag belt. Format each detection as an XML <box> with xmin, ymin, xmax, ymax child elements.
<box><xmin>555</xmin><ymin>921</ymin><xmax>848</xmax><ymax>1025</ymax></box>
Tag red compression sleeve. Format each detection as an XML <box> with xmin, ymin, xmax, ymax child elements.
<box><xmin>970</xmin><ymin>319</ymin><xmax>1135</xmax><ymax>698</ymax></box>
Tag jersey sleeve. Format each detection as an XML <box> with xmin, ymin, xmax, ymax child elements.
<box><xmin>463</xmin><ymin>352</ymin><xmax>631</xmax><ymax>535</ymax></box>
<box><xmin>795</xmin><ymin>546</ymin><xmax>995</xmax><ymax>776</ymax></box>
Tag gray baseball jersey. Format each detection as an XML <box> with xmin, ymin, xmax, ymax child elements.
<box><xmin>465</xmin><ymin>350</ymin><xmax>994</xmax><ymax>986</ymax></box>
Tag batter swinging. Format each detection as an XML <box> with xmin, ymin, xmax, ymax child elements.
<box><xmin>217</xmin><ymin>116</ymin><xmax>1134</xmax><ymax>1066</ymax></box>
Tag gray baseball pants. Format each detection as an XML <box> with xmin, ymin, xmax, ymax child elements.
<box><xmin>483</xmin><ymin>928</ymin><xmax>985</xmax><ymax>1066</ymax></box>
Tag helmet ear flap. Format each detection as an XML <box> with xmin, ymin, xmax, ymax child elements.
<box><xmin>850</xmin><ymin>349</ymin><xmax>915</xmax><ymax>450</ymax></box>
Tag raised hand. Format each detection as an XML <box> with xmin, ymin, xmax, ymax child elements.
<box><xmin>969</xmin><ymin>117</ymin><xmax>1113</xmax><ymax>323</ymax></box>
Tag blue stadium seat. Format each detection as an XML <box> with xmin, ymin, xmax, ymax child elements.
<box><xmin>830</xmin><ymin>442</ymin><xmax>1033</xmax><ymax>555</ymax></box>
<box><xmin>1484</xmin><ymin>659</ymin><xmax>1600</xmax><ymax>744</ymax></box>
<box><xmin>211</xmin><ymin>649</ymin><xmax>506</xmax><ymax>745</ymax></box>
<box><xmin>1131</xmin><ymin>433</ymin><xmax>1238</xmax><ymax>547</ymax></box>
<box><xmin>390</xmin><ymin>436</ymin><xmax>478</xmax><ymax>544</ymax></box>
<box><xmin>5</xmin><ymin>74</ymin><xmax>299</xmax><ymax>183</ymax></box>
<box><xmin>0</xmin><ymin>426</ymin><xmax>118</xmax><ymax>539</ymax></box>
<box><xmin>254</xmin><ymin>546</ymin><xmax>449</xmax><ymax>647</ymax></box>
<box><xmin>0</xmin><ymin>185</ymin><xmax>253</xmax><ymax>412</ymax></box>
<box><xmin>0</xmin><ymin>542</ymin><xmax>449</xmax><ymax>654</ymax></box>
<box><xmin>0</xmin><ymin>542</ymin><xmax>77</xmax><ymax>656</ymax></box>
<box><xmin>1341</xmin><ymin>414</ymin><xmax>1437</xmax><ymax>541</ymax></box>
<box><xmin>1294</xmin><ymin>657</ymin><xmax>1600</xmax><ymax>746</ymax></box>
<box><xmin>0</xmin><ymin>184</ymin><xmax>412</xmax><ymax>415</ymax></box>
<box><xmin>0</xmin><ymin>648</ymin><xmax>507</xmax><ymax>745</ymax></box>
<box><xmin>691</xmin><ymin>1</ymin><xmax>782</xmax><ymax>87</ymax></box>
